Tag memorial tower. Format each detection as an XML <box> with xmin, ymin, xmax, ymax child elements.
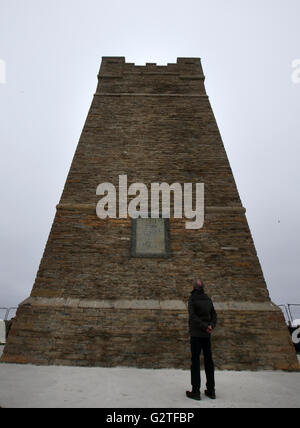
<box><xmin>2</xmin><ymin>57</ymin><xmax>298</xmax><ymax>370</ymax></box>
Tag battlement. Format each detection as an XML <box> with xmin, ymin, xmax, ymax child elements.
<box><xmin>100</xmin><ymin>57</ymin><xmax>203</xmax><ymax>74</ymax></box>
<box><xmin>97</xmin><ymin>57</ymin><xmax>205</xmax><ymax>95</ymax></box>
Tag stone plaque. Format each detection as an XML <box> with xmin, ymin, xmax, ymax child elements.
<box><xmin>131</xmin><ymin>218</ymin><xmax>171</xmax><ymax>258</ymax></box>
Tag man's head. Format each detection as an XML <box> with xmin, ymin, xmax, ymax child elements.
<box><xmin>193</xmin><ymin>279</ymin><xmax>204</xmax><ymax>291</ymax></box>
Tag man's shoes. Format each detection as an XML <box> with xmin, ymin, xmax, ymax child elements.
<box><xmin>186</xmin><ymin>391</ymin><xmax>201</xmax><ymax>401</ymax></box>
<box><xmin>204</xmin><ymin>389</ymin><xmax>216</xmax><ymax>399</ymax></box>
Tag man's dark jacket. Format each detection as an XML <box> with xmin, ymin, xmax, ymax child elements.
<box><xmin>188</xmin><ymin>288</ymin><xmax>217</xmax><ymax>338</ymax></box>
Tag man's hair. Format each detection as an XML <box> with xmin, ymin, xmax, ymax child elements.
<box><xmin>193</xmin><ymin>279</ymin><xmax>205</xmax><ymax>288</ymax></box>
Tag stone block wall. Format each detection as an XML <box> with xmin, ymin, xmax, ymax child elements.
<box><xmin>2</xmin><ymin>297</ymin><xmax>297</xmax><ymax>370</ymax></box>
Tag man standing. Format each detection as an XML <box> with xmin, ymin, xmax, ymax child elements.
<box><xmin>186</xmin><ymin>279</ymin><xmax>217</xmax><ymax>401</ymax></box>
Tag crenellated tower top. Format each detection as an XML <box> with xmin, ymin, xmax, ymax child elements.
<box><xmin>97</xmin><ymin>57</ymin><xmax>206</xmax><ymax>95</ymax></box>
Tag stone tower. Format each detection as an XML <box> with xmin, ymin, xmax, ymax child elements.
<box><xmin>2</xmin><ymin>57</ymin><xmax>298</xmax><ymax>370</ymax></box>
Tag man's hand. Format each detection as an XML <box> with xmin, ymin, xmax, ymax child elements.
<box><xmin>206</xmin><ymin>325</ymin><xmax>213</xmax><ymax>334</ymax></box>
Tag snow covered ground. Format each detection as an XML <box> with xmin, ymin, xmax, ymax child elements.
<box><xmin>0</xmin><ymin>346</ymin><xmax>299</xmax><ymax>408</ymax></box>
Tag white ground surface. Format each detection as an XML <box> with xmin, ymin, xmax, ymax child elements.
<box><xmin>0</xmin><ymin>346</ymin><xmax>299</xmax><ymax>408</ymax></box>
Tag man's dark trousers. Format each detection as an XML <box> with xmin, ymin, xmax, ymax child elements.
<box><xmin>190</xmin><ymin>336</ymin><xmax>215</xmax><ymax>393</ymax></box>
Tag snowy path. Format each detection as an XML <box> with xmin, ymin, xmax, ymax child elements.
<box><xmin>0</xmin><ymin>346</ymin><xmax>299</xmax><ymax>408</ymax></box>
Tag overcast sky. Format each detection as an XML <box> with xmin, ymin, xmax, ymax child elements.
<box><xmin>0</xmin><ymin>0</ymin><xmax>299</xmax><ymax>313</ymax></box>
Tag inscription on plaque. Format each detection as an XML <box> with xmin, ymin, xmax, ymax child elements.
<box><xmin>131</xmin><ymin>218</ymin><xmax>170</xmax><ymax>258</ymax></box>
